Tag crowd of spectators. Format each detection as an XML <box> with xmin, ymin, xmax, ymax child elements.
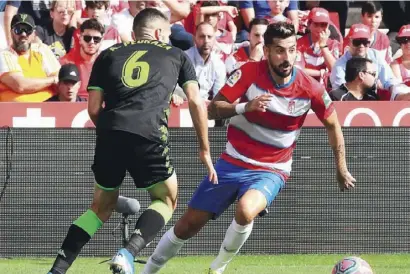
<box><xmin>0</xmin><ymin>0</ymin><xmax>410</xmax><ymax>103</ymax></box>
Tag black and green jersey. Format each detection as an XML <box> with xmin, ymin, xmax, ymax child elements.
<box><xmin>88</xmin><ymin>39</ymin><xmax>198</xmax><ymax>143</ymax></box>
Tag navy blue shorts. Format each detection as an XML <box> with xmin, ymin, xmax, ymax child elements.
<box><xmin>188</xmin><ymin>159</ymin><xmax>285</xmax><ymax>219</ymax></box>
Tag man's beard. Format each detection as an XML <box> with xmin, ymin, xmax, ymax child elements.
<box><xmin>13</xmin><ymin>40</ymin><xmax>30</xmax><ymax>53</ymax></box>
<box><xmin>81</xmin><ymin>46</ymin><xmax>97</xmax><ymax>56</ymax></box>
<box><xmin>269</xmin><ymin>58</ymin><xmax>293</xmax><ymax>78</ymax></box>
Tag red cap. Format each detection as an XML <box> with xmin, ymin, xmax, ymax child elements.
<box><xmin>348</xmin><ymin>24</ymin><xmax>371</xmax><ymax>40</ymax></box>
<box><xmin>397</xmin><ymin>25</ymin><xmax>410</xmax><ymax>38</ymax></box>
<box><xmin>308</xmin><ymin>8</ymin><xmax>330</xmax><ymax>24</ymax></box>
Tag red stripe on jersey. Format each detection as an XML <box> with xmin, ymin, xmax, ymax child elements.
<box><xmin>220</xmin><ymin>153</ymin><xmax>289</xmax><ymax>181</ymax></box>
<box><xmin>243</xmin><ymin>111</ymin><xmax>307</xmax><ymax>132</ymax></box>
<box><xmin>227</xmin><ymin>126</ymin><xmax>294</xmax><ymax>163</ymax></box>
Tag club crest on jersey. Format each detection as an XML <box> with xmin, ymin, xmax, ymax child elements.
<box><xmin>227</xmin><ymin>69</ymin><xmax>242</xmax><ymax>87</ymax></box>
<box><xmin>288</xmin><ymin>100</ymin><xmax>296</xmax><ymax>114</ymax></box>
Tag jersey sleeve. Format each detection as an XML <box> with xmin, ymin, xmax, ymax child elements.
<box><xmin>0</xmin><ymin>50</ymin><xmax>21</xmax><ymax>76</ymax></box>
<box><xmin>178</xmin><ymin>51</ymin><xmax>198</xmax><ymax>88</ymax></box>
<box><xmin>88</xmin><ymin>51</ymin><xmax>109</xmax><ymax>92</ymax></box>
<box><xmin>219</xmin><ymin>62</ymin><xmax>254</xmax><ymax>103</ymax></box>
<box><xmin>309</xmin><ymin>78</ymin><xmax>335</xmax><ymax>121</ymax></box>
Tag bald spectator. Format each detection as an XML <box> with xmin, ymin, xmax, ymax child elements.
<box><xmin>0</xmin><ymin>13</ymin><xmax>60</xmax><ymax>102</ymax></box>
<box><xmin>185</xmin><ymin>22</ymin><xmax>226</xmax><ymax>101</ymax></box>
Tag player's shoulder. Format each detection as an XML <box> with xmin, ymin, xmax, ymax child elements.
<box><xmin>294</xmin><ymin>67</ymin><xmax>325</xmax><ymax>94</ymax></box>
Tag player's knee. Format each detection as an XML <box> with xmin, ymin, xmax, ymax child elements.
<box><xmin>236</xmin><ymin>201</ymin><xmax>259</xmax><ymax>226</ymax></box>
<box><xmin>174</xmin><ymin>215</ymin><xmax>202</xmax><ymax>240</ymax></box>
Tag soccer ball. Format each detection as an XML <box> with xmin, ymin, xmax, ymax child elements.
<box><xmin>331</xmin><ymin>256</ymin><xmax>374</xmax><ymax>274</ymax></box>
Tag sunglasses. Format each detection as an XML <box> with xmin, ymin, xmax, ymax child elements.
<box><xmin>352</xmin><ymin>39</ymin><xmax>370</xmax><ymax>47</ymax></box>
<box><xmin>13</xmin><ymin>26</ymin><xmax>34</xmax><ymax>36</ymax></box>
<box><xmin>362</xmin><ymin>70</ymin><xmax>377</xmax><ymax>77</ymax></box>
<box><xmin>397</xmin><ymin>37</ymin><xmax>410</xmax><ymax>45</ymax></box>
<box><xmin>82</xmin><ymin>35</ymin><xmax>102</xmax><ymax>43</ymax></box>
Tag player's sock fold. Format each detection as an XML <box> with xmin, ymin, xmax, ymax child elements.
<box><xmin>49</xmin><ymin>209</ymin><xmax>103</xmax><ymax>274</ymax></box>
<box><xmin>210</xmin><ymin>219</ymin><xmax>254</xmax><ymax>273</ymax></box>
<box><xmin>141</xmin><ymin>226</ymin><xmax>187</xmax><ymax>274</ymax></box>
<box><xmin>125</xmin><ymin>200</ymin><xmax>173</xmax><ymax>257</ymax></box>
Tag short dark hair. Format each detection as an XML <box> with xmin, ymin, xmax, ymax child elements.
<box><xmin>80</xmin><ymin>18</ymin><xmax>105</xmax><ymax>35</ymax></box>
<box><xmin>249</xmin><ymin>18</ymin><xmax>269</xmax><ymax>33</ymax></box>
<box><xmin>345</xmin><ymin>57</ymin><xmax>373</xmax><ymax>82</ymax></box>
<box><xmin>201</xmin><ymin>1</ymin><xmax>220</xmax><ymax>7</ymax></box>
<box><xmin>361</xmin><ymin>1</ymin><xmax>383</xmax><ymax>16</ymax></box>
<box><xmin>133</xmin><ymin>8</ymin><xmax>169</xmax><ymax>35</ymax></box>
<box><xmin>264</xmin><ymin>22</ymin><xmax>296</xmax><ymax>46</ymax></box>
<box><xmin>85</xmin><ymin>1</ymin><xmax>109</xmax><ymax>10</ymax></box>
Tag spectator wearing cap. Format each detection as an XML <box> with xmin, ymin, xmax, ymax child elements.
<box><xmin>60</xmin><ymin>19</ymin><xmax>103</xmax><ymax>100</ymax></box>
<box><xmin>35</xmin><ymin>0</ymin><xmax>77</xmax><ymax>59</ymax></box>
<box><xmin>344</xmin><ymin>2</ymin><xmax>391</xmax><ymax>64</ymax></box>
<box><xmin>329</xmin><ymin>57</ymin><xmax>391</xmax><ymax>101</ymax></box>
<box><xmin>225</xmin><ymin>18</ymin><xmax>268</xmax><ymax>75</ymax></box>
<box><xmin>4</xmin><ymin>1</ymin><xmax>52</xmax><ymax>47</ymax></box>
<box><xmin>391</xmin><ymin>25</ymin><xmax>410</xmax><ymax>85</ymax></box>
<box><xmin>0</xmin><ymin>13</ymin><xmax>60</xmax><ymax>102</ymax></box>
<box><xmin>0</xmin><ymin>1</ymin><xmax>7</xmax><ymax>50</ymax></box>
<box><xmin>296</xmin><ymin>7</ymin><xmax>340</xmax><ymax>88</ymax></box>
<box><xmin>330</xmin><ymin>24</ymin><xmax>410</xmax><ymax>101</ymax></box>
<box><xmin>47</xmin><ymin>63</ymin><xmax>84</xmax><ymax>102</ymax></box>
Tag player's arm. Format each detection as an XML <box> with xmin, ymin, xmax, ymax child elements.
<box><xmin>311</xmin><ymin>84</ymin><xmax>356</xmax><ymax>191</ymax></box>
<box><xmin>179</xmin><ymin>51</ymin><xmax>217</xmax><ymax>183</ymax></box>
<box><xmin>87</xmin><ymin>52</ymin><xmax>107</xmax><ymax>126</ymax></box>
<box><xmin>208</xmin><ymin>66</ymin><xmax>272</xmax><ymax>120</ymax></box>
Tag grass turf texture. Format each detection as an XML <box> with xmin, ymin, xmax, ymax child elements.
<box><xmin>1</xmin><ymin>254</ymin><xmax>410</xmax><ymax>274</ymax></box>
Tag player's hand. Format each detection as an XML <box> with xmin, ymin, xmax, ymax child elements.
<box><xmin>245</xmin><ymin>94</ymin><xmax>273</xmax><ymax>113</ymax></box>
<box><xmin>336</xmin><ymin>169</ymin><xmax>356</xmax><ymax>191</ymax></box>
<box><xmin>200</xmin><ymin>150</ymin><xmax>218</xmax><ymax>184</ymax></box>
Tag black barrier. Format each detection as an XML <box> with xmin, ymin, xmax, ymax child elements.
<box><xmin>0</xmin><ymin>128</ymin><xmax>409</xmax><ymax>258</ymax></box>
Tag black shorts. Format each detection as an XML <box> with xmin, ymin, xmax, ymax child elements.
<box><xmin>92</xmin><ymin>130</ymin><xmax>174</xmax><ymax>190</ymax></box>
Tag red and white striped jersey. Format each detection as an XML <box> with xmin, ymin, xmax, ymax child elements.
<box><xmin>219</xmin><ymin>61</ymin><xmax>335</xmax><ymax>179</ymax></box>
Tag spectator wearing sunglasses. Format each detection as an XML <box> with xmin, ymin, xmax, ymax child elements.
<box><xmin>390</xmin><ymin>25</ymin><xmax>410</xmax><ymax>86</ymax></box>
<box><xmin>0</xmin><ymin>13</ymin><xmax>61</xmax><ymax>102</ymax></box>
<box><xmin>330</xmin><ymin>23</ymin><xmax>410</xmax><ymax>101</ymax></box>
<box><xmin>35</xmin><ymin>0</ymin><xmax>77</xmax><ymax>59</ymax></box>
<box><xmin>60</xmin><ymin>19</ymin><xmax>104</xmax><ymax>100</ymax></box>
<box><xmin>329</xmin><ymin>57</ymin><xmax>391</xmax><ymax>101</ymax></box>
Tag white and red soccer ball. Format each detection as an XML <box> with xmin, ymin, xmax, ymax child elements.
<box><xmin>332</xmin><ymin>256</ymin><xmax>374</xmax><ymax>274</ymax></box>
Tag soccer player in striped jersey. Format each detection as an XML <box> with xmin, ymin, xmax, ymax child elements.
<box><xmin>142</xmin><ymin>22</ymin><xmax>356</xmax><ymax>274</ymax></box>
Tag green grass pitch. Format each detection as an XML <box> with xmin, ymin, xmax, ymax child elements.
<box><xmin>1</xmin><ymin>254</ymin><xmax>410</xmax><ymax>274</ymax></box>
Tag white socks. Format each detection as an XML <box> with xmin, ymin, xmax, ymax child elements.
<box><xmin>210</xmin><ymin>219</ymin><xmax>254</xmax><ymax>273</ymax></box>
<box><xmin>141</xmin><ymin>227</ymin><xmax>187</xmax><ymax>274</ymax></box>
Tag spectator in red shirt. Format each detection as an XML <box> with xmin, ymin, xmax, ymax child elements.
<box><xmin>391</xmin><ymin>25</ymin><xmax>410</xmax><ymax>85</ymax></box>
<box><xmin>60</xmin><ymin>19</ymin><xmax>104</xmax><ymax>100</ymax></box>
<box><xmin>296</xmin><ymin>7</ymin><xmax>340</xmax><ymax>88</ymax></box>
<box><xmin>225</xmin><ymin>18</ymin><xmax>268</xmax><ymax>74</ymax></box>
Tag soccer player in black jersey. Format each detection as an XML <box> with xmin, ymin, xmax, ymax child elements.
<box><xmin>48</xmin><ymin>8</ymin><xmax>217</xmax><ymax>274</ymax></box>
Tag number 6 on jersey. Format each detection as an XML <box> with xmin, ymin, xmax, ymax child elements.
<box><xmin>121</xmin><ymin>50</ymin><xmax>150</xmax><ymax>88</ymax></box>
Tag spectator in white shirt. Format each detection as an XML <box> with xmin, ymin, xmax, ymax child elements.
<box><xmin>185</xmin><ymin>22</ymin><xmax>226</xmax><ymax>101</ymax></box>
<box><xmin>111</xmin><ymin>1</ymin><xmax>146</xmax><ymax>42</ymax></box>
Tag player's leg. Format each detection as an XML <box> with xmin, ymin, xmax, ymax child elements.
<box><xmin>49</xmin><ymin>131</ymin><xmax>126</xmax><ymax>274</ymax></box>
<box><xmin>209</xmin><ymin>171</ymin><xmax>286</xmax><ymax>274</ymax></box>
<box><xmin>142</xmin><ymin>159</ymin><xmax>241</xmax><ymax>274</ymax></box>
